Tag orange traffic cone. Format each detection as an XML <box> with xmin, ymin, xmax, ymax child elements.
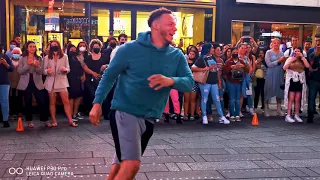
<box><xmin>16</xmin><ymin>117</ymin><xmax>24</xmax><ymax>132</ymax></box>
<box><xmin>251</xmin><ymin>113</ymin><xmax>259</xmax><ymax>126</ymax></box>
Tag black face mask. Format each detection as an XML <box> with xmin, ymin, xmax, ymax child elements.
<box><xmin>69</xmin><ymin>51</ymin><xmax>77</xmax><ymax>57</ymax></box>
<box><xmin>120</xmin><ymin>42</ymin><xmax>125</xmax><ymax>45</ymax></box>
<box><xmin>232</xmin><ymin>54</ymin><xmax>238</xmax><ymax>59</ymax></box>
<box><xmin>50</xmin><ymin>46</ymin><xmax>59</xmax><ymax>52</ymax></box>
<box><xmin>110</xmin><ymin>43</ymin><xmax>116</xmax><ymax>48</ymax></box>
<box><xmin>93</xmin><ymin>48</ymin><xmax>100</xmax><ymax>54</ymax></box>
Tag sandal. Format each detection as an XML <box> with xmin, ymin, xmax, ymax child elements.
<box><xmin>51</xmin><ymin>123</ymin><xmax>58</xmax><ymax>127</ymax></box>
<box><xmin>45</xmin><ymin>121</ymin><xmax>52</xmax><ymax>127</ymax></box>
<box><xmin>69</xmin><ymin>122</ymin><xmax>78</xmax><ymax>127</ymax></box>
<box><xmin>28</xmin><ymin>122</ymin><xmax>34</xmax><ymax>128</ymax></box>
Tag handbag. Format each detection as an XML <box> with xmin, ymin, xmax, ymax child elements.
<box><xmin>231</xmin><ymin>61</ymin><xmax>244</xmax><ymax>80</ymax></box>
<box><xmin>193</xmin><ymin>71</ymin><xmax>209</xmax><ymax>84</ymax></box>
<box><xmin>255</xmin><ymin>69</ymin><xmax>264</xmax><ymax>79</ymax></box>
<box><xmin>193</xmin><ymin>56</ymin><xmax>210</xmax><ymax>84</ymax></box>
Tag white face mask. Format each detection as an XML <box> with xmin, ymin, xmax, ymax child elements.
<box><xmin>79</xmin><ymin>47</ymin><xmax>86</xmax><ymax>52</ymax></box>
<box><xmin>12</xmin><ymin>60</ymin><xmax>19</xmax><ymax>68</ymax></box>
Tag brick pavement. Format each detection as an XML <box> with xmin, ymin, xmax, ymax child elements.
<box><xmin>1</xmin><ymin>112</ymin><xmax>320</xmax><ymax>180</ymax></box>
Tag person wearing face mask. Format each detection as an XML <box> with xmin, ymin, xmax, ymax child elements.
<box><xmin>8</xmin><ymin>47</ymin><xmax>23</xmax><ymax>121</ymax></box>
<box><xmin>102</xmin><ymin>37</ymin><xmax>117</xmax><ymax>62</ymax></box>
<box><xmin>110</xmin><ymin>34</ymin><xmax>128</xmax><ymax>62</ymax></box>
<box><xmin>83</xmin><ymin>39</ymin><xmax>109</xmax><ymax>115</ymax></box>
<box><xmin>0</xmin><ymin>44</ymin><xmax>14</xmax><ymax>127</ymax></box>
<box><xmin>17</xmin><ymin>41</ymin><xmax>49</xmax><ymax>128</ymax></box>
<box><xmin>43</xmin><ymin>40</ymin><xmax>77</xmax><ymax>127</ymax></box>
<box><xmin>76</xmin><ymin>41</ymin><xmax>89</xmax><ymax>62</ymax></box>
<box><xmin>223</xmin><ymin>47</ymin><xmax>249</xmax><ymax>122</ymax></box>
<box><xmin>5</xmin><ymin>40</ymin><xmax>17</xmax><ymax>59</ymax></box>
<box><xmin>67</xmin><ymin>45</ymin><xmax>85</xmax><ymax>122</ymax></box>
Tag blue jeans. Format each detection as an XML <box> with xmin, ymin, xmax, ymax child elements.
<box><xmin>0</xmin><ymin>85</ymin><xmax>10</xmax><ymax>121</ymax></box>
<box><xmin>199</xmin><ymin>84</ymin><xmax>224</xmax><ymax>117</ymax></box>
<box><xmin>226</xmin><ymin>81</ymin><xmax>241</xmax><ymax>117</ymax></box>
<box><xmin>247</xmin><ymin>95</ymin><xmax>253</xmax><ymax>108</ymax></box>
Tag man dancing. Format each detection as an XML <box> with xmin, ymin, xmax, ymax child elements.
<box><xmin>89</xmin><ymin>8</ymin><xmax>194</xmax><ymax>180</ymax></box>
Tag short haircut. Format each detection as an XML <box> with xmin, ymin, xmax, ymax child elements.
<box><xmin>118</xmin><ymin>34</ymin><xmax>128</xmax><ymax>41</ymax></box>
<box><xmin>148</xmin><ymin>7</ymin><xmax>172</xmax><ymax>28</ymax></box>
<box><xmin>10</xmin><ymin>40</ymin><xmax>17</xmax><ymax>44</ymax></box>
<box><xmin>305</xmin><ymin>40</ymin><xmax>312</xmax><ymax>43</ymax></box>
<box><xmin>89</xmin><ymin>39</ymin><xmax>103</xmax><ymax>52</ymax></box>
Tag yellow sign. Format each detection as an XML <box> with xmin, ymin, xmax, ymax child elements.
<box><xmin>48</xmin><ymin>33</ymin><xmax>63</xmax><ymax>47</ymax></box>
<box><xmin>27</xmin><ymin>35</ymin><xmax>42</xmax><ymax>55</ymax></box>
<box><xmin>69</xmin><ymin>39</ymin><xmax>83</xmax><ymax>47</ymax></box>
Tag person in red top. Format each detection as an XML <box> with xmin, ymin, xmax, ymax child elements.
<box><xmin>223</xmin><ymin>47</ymin><xmax>249</xmax><ymax>122</ymax></box>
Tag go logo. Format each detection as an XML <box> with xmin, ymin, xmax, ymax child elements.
<box><xmin>8</xmin><ymin>167</ymin><xmax>24</xmax><ymax>175</ymax></box>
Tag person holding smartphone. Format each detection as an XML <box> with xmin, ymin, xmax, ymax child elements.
<box><xmin>0</xmin><ymin>44</ymin><xmax>14</xmax><ymax>127</ymax></box>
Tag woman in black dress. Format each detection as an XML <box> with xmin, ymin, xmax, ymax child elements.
<box><xmin>67</xmin><ymin>45</ymin><xmax>85</xmax><ymax>121</ymax></box>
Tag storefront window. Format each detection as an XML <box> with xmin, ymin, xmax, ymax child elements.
<box><xmin>10</xmin><ymin>0</ymin><xmax>89</xmax><ymax>50</ymax></box>
<box><xmin>136</xmin><ymin>11</ymin><xmax>151</xmax><ymax>36</ymax></box>
<box><xmin>232</xmin><ymin>21</ymin><xmax>320</xmax><ymax>51</ymax></box>
<box><xmin>113</xmin><ymin>11</ymin><xmax>131</xmax><ymax>41</ymax></box>
<box><xmin>92</xmin><ymin>8</ymin><xmax>110</xmax><ymax>42</ymax></box>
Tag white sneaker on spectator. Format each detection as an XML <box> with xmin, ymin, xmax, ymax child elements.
<box><xmin>285</xmin><ymin>115</ymin><xmax>295</xmax><ymax>123</ymax></box>
<box><xmin>220</xmin><ymin>116</ymin><xmax>230</xmax><ymax>124</ymax></box>
<box><xmin>226</xmin><ymin>112</ymin><xmax>230</xmax><ymax>118</ymax></box>
<box><xmin>249</xmin><ymin>108</ymin><xmax>255</xmax><ymax>116</ymax></box>
<box><xmin>294</xmin><ymin>115</ymin><xmax>303</xmax><ymax>123</ymax></box>
<box><xmin>202</xmin><ymin>116</ymin><xmax>208</xmax><ymax>125</ymax></box>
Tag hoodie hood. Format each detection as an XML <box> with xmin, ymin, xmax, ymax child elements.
<box><xmin>136</xmin><ymin>31</ymin><xmax>169</xmax><ymax>51</ymax></box>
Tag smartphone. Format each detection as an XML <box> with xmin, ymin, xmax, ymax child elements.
<box><xmin>242</xmin><ymin>36</ymin><xmax>251</xmax><ymax>43</ymax></box>
<box><xmin>292</xmin><ymin>52</ymin><xmax>296</xmax><ymax>57</ymax></box>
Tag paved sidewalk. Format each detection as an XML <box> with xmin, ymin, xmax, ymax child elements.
<box><xmin>1</xmin><ymin>111</ymin><xmax>320</xmax><ymax>180</ymax></box>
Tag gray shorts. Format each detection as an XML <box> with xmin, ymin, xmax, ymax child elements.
<box><xmin>109</xmin><ymin>110</ymin><xmax>154</xmax><ymax>164</ymax></box>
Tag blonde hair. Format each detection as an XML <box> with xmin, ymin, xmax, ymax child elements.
<box><xmin>89</xmin><ymin>39</ymin><xmax>103</xmax><ymax>52</ymax></box>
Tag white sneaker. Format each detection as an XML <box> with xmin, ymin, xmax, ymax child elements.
<box><xmin>220</xmin><ymin>116</ymin><xmax>230</xmax><ymax>124</ymax></box>
<box><xmin>226</xmin><ymin>112</ymin><xmax>230</xmax><ymax>118</ymax></box>
<box><xmin>240</xmin><ymin>112</ymin><xmax>244</xmax><ymax>118</ymax></box>
<box><xmin>230</xmin><ymin>116</ymin><xmax>236</xmax><ymax>122</ymax></box>
<box><xmin>294</xmin><ymin>115</ymin><xmax>303</xmax><ymax>123</ymax></box>
<box><xmin>285</xmin><ymin>115</ymin><xmax>295</xmax><ymax>123</ymax></box>
<box><xmin>236</xmin><ymin>116</ymin><xmax>241</xmax><ymax>122</ymax></box>
<box><xmin>249</xmin><ymin>108</ymin><xmax>255</xmax><ymax>116</ymax></box>
<box><xmin>202</xmin><ymin>116</ymin><xmax>208</xmax><ymax>125</ymax></box>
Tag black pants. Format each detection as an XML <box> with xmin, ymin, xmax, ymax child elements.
<box><xmin>223</xmin><ymin>92</ymin><xmax>229</xmax><ymax>109</ymax></box>
<box><xmin>254</xmin><ymin>78</ymin><xmax>265</xmax><ymax>109</ymax></box>
<box><xmin>23</xmin><ymin>79</ymin><xmax>48</xmax><ymax>122</ymax></box>
<box><xmin>9</xmin><ymin>88</ymin><xmax>24</xmax><ymax>115</ymax></box>
<box><xmin>102</xmin><ymin>85</ymin><xmax>115</xmax><ymax>120</ymax></box>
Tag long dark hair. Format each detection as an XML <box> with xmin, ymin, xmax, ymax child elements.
<box><xmin>223</xmin><ymin>47</ymin><xmax>231</xmax><ymax>61</ymax></box>
<box><xmin>67</xmin><ymin>44</ymin><xmax>76</xmax><ymax>58</ymax></box>
<box><xmin>48</xmin><ymin>40</ymin><xmax>64</xmax><ymax>59</ymax></box>
<box><xmin>21</xmin><ymin>41</ymin><xmax>40</xmax><ymax>59</ymax></box>
<box><xmin>188</xmin><ymin>49</ymin><xmax>199</xmax><ymax>61</ymax></box>
<box><xmin>76</xmin><ymin>41</ymin><xmax>89</xmax><ymax>59</ymax></box>
<box><xmin>186</xmin><ymin>45</ymin><xmax>197</xmax><ymax>55</ymax></box>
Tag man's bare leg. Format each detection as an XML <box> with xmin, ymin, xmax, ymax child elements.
<box><xmin>107</xmin><ymin>164</ymin><xmax>120</xmax><ymax>180</ymax></box>
<box><xmin>114</xmin><ymin>160</ymin><xmax>140</xmax><ymax>180</ymax></box>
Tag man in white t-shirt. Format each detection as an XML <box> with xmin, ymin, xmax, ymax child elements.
<box><xmin>284</xmin><ymin>37</ymin><xmax>307</xmax><ymax>58</ymax></box>
<box><xmin>110</xmin><ymin>34</ymin><xmax>128</xmax><ymax>62</ymax></box>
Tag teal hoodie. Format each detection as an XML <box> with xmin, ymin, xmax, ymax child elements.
<box><xmin>93</xmin><ymin>31</ymin><xmax>194</xmax><ymax>120</ymax></box>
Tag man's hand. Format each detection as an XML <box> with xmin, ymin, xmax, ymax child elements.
<box><xmin>148</xmin><ymin>74</ymin><xmax>174</xmax><ymax>90</ymax></box>
<box><xmin>89</xmin><ymin>104</ymin><xmax>102</xmax><ymax>126</ymax></box>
